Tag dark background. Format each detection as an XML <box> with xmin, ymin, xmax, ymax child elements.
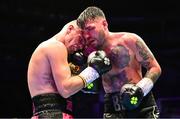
<box><xmin>0</xmin><ymin>0</ymin><xmax>180</xmax><ymax>118</ymax></box>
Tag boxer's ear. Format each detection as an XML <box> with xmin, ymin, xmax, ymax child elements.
<box><xmin>102</xmin><ymin>20</ymin><xmax>108</xmax><ymax>30</ymax></box>
<box><xmin>67</xmin><ymin>25</ymin><xmax>74</xmax><ymax>34</ymax></box>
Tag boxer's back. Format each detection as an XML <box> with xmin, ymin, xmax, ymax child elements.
<box><xmin>28</xmin><ymin>38</ymin><xmax>59</xmax><ymax>97</ymax></box>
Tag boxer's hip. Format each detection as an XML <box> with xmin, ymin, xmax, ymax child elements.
<box><xmin>32</xmin><ymin>93</ymin><xmax>73</xmax><ymax>116</ymax></box>
<box><xmin>104</xmin><ymin>91</ymin><xmax>157</xmax><ymax>112</ymax></box>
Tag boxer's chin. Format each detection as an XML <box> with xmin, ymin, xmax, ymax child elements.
<box><xmin>83</xmin><ymin>47</ymin><xmax>97</xmax><ymax>57</ymax></box>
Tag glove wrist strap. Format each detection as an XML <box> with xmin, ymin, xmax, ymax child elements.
<box><xmin>136</xmin><ymin>77</ymin><xmax>154</xmax><ymax>96</ymax></box>
<box><xmin>79</xmin><ymin>67</ymin><xmax>100</xmax><ymax>88</ymax></box>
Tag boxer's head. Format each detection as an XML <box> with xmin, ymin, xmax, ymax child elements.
<box><xmin>77</xmin><ymin>6</ymin><xmax>109</xmax><ymax>55</ymax></box>
<box><xmin>63</xmin><ymin>20</ymin><xmax>85</xmax><ymax>54</ymax></box>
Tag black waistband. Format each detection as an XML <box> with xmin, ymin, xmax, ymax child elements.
<box><xmin>32</xmin><ymin>93</ymin><xmax>72</xmax><ymax>115</ymax></box>
<box><xmin>104</xmin><ymin>91</ymin><xmax>156</xmax><ymax>112</ymax></box>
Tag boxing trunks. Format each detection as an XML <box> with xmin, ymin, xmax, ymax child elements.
<box><xmin>31</xmin><ymin>93</ymin><xmax>73</xmax><ymax>118</ymax></box>
<box><xmin>104</xmin><ymin>91</ymin><xmax>160</xmax><ymax>118</ymax></box>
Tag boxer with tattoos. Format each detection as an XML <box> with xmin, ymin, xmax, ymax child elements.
<box><xmin>77</xmin><ymin>6</ymin><xmax>162</xmax><ymax>118</ymax></box>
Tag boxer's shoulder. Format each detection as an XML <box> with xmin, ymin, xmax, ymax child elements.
<box><xmin>111</xmin><ymin>32</ymin><xmax>137</xmax><ymax>45</ymax></box>
<box><xmin>36</xmin><ymin>38</ymin><xmax>66</xmax><ymax>55</ymax></box>
<box><xmin>41</xmin><ymin>38</ymin><xmax>65</xmax><ymax>48</ymax></box>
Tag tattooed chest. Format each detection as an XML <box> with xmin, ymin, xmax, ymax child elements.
<box><xmin>108</xmin><ymin>45</ymin><xmax>131</xmax><ymax>69</ymax></box>
<box><xmin>103</xmin><ymin>70</ymin><xmax>131</xmax><ymax>92</ymax></box>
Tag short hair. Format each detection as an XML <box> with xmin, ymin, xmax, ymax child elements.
<box><xmin>77</xmin><ymin>6</ymin><xmax>105</xmax><ymax>29</ymax></box>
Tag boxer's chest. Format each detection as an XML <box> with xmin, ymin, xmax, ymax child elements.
<box><xmin>102</xmin><ymin>43</ymin><xmax>140</xmax><ymax>92</ymax></box>
<box><xmin>107</xmin><ymin>44</ymin><xmax>135</xmax><ymax>70</ymax></box>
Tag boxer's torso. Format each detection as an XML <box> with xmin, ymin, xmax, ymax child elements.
<box><xmin>28</xmin><ymin>38</ymin><xmax>60</xmax><ymax>97</ymax></box>
<box><xmin>102</xmin><ymin>33</ymin><xmax>142</xmax><ymax>93</ymax></box>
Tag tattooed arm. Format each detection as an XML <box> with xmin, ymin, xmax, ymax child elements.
<box><xmin>124</xmin><ymin>33</ymin><xmax>162</xmax><ymax>97</ymax></box>
<box><xmin>119</xmin><ymin>33</ymin><xmax>162</xmax><ymax>109</ymax></box>
<box><xmin>133</xmin><ymin>34</ymin><xmax>161</xmax><ymax>83</ymax></box>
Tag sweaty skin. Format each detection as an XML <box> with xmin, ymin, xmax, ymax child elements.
<box><xmin>102</xmin><ymin>33</ymin><xmax>160</xmax><ymax>93</ymax></box>
<box><xmin>77</xmin><ymin>6</ymin><xmax>162</xmax><ymax>118</ymax></box>
<box><xmin>28</xmin><ymin>21</ymin><xmax>86</xmax><ymax>98</ymax></box>
<box><xmin>78</xmin><ymin>14</ymin><xmax>161</xmax><ymax>94</ymax></box>
<box><xmin>28</xmin><ymin>38</ymin><xmax>64</xmax><ymax>97</ymax></box>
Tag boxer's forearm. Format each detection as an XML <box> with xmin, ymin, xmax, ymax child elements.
<box><xmin>140</xmin><ymin>51</ymin><xmax>161</xmax><ymax>83</ymax></box>
<box><xmin>60</xmin><ymin>75</ymin><xmax>85</xmax><ymax>98</ymax></box>
<box><xmin>145</xmin><ymin>70</ymin><xmax>161</xmax><ymax>83</ymax></box>
<box><xmin>136</xmin><ymin>61</ymin><xmax>161</xmax><ymax>96</ymax></box>
<box><xmin>144</xmin><ymin>60</ymin><xmax>161</xmax><ymax>83</ymax></box>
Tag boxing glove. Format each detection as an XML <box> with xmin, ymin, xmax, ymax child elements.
<box><xmin>68</xmin><ymin>50</ymin><xmax>87</xmax><ymax>66</ymax></box>
<box><xmin>79</xmin><ymin>50</ymin><xmax>112</xmax><ymax>87</ymax></box>
<box><xmin>68</xmin><ymin>50</ymin><xmax>87</xmax><ymax>75</ymax></box>
<box><xmin>120</xmin><ymin>84</ymin><xmax>143</xmax><ymax>110</ymax></box>
<box><xmin>121</xmin><ymin>78</ymin><xmax>154</xmax><ymax>110</ymax></box>
<box><xmin>88</xmin><ymin>50</ymin><xmax>112</xmax><ymax>75</ymax></box>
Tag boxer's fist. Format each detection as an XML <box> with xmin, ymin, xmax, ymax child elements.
<box><xmin>79</xmin><ymin>50</ymin><xmax>111</xmax><ymax>87</ymax></box>
<box><xmin>120</xmin><ymin>84</ymin><xmax>143</xmax><ymax>110</ymax></box>
<box><xmin>87</xmin><ymin>50</ymin><xmax>112</xmax><ymax>75</ymax></box>
<box><xmin>68</xmin><ymin>50</ymin><xmax>87</xmax><ymax>66</ymax></box>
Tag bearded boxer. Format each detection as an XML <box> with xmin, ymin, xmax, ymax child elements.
<box><xmin>77</xmin><ymin>6</ymin><xmax>162</xmax><ymax>118</ymax></box>
<box><xmin>27</xmin><ymin>20</ymin><xmax>112</xmax><ymax>118</ymax></box>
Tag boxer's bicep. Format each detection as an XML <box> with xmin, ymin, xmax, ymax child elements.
<box><xmin>134</xmin><ymin>37</ymin><xmax>154</xmax><ymax>69</ymax></box>
<box><xmin>134</xmin><ymin>36</ymin><xmax>161</xmax><ymax>82</ymax></box>
<box><xmin>47</xmin><ymin>43</ymin><xmax>71</xmax><ymax>94</ymax></box>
